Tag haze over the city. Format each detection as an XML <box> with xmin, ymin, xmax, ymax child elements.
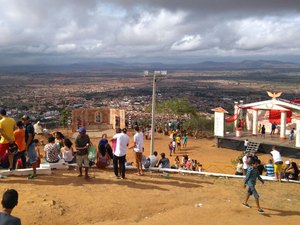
<box><xmin>0</xmin><ymin>0</ymin><xmax>300</xmax><ymax>65</ymax></box>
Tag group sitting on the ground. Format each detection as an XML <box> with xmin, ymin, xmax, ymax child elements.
<box><xmin>236</xmin><ymin>151</ymin><xmax>300</xmax><ymax>181</ymax></box>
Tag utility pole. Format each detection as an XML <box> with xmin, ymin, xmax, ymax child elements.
<box><xmin>144</xmin><ymin>70</ymin><xmax>167</xmax><ymax>155</ymax></box>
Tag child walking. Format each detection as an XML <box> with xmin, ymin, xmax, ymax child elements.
<box><xmin>242</xmin><ymin>158</ymin><xmax>265</xmax><ymax>213</ymax></box>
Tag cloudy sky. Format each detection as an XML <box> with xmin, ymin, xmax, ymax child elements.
<box><xmin>0</xmin><ymin>0</ymin><xmax>300</xmax><ymax>65</ymax></box>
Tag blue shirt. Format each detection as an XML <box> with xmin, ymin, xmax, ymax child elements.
<box><xmin>265</xmin><ymin>164</ymin><xmax>275</xmax><ymax>177</ymax></box>
<box><xmin>0</xmin><ymin>212</ymin><xmax>21</xmax><ymax>225</ymax></box>
<box><xmin>244</xmin><ymin>166</ymin><xmax>263</xmax><ymax>186</ymax></box>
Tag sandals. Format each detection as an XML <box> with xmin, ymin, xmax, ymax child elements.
<box><xmin>258</xmin><ymin>208</ymin><xmax>264</xmax><ymax>213</ymax></box>
<box><xmin>242</xmin><ymin>203</ymin><xmax>251</xmax><ymax>208</ymax></box>
<box><xmin>28</xmin><ymin>174</ymin><xmax>37</xmax><ymax>179</ymax></box>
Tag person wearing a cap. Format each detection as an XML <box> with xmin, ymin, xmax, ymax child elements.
<box><xmin>0</xmin><ymin>108</ymin><xmax>17</xmax><ymax>171</ymax></box>
<box><xmin>22</xmin><ymin>115</ymin><xmax>37</xmax><ymax>179</ymax></box>
<box><xmin>270</xmin><ymin>147</ymin><xmax>283</xmax><ymax>182</ymax></box>
<box><xmin>111</xmin><ymin>128</ymin><xmax>130</xmax><ymax>179</ymax></box>
<box><xmin>75</xmin><ymin>127</ymin><xmax>91</xmax><ymax>179</ymax></box>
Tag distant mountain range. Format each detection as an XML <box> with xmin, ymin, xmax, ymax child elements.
<box><xmin>0</xmin><ymin>60</ymin><xmax>299</xmax><ymax>73</ymax></box>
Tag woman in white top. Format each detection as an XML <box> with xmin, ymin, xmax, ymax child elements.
<box><xmin>61</xmin><ymin>138</ymin><xmax>75</xmax><ymax>164</ymax></box>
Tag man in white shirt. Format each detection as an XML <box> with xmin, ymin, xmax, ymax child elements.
<box><xmin>112</xmin><ymin>128</ymin><xmax>130</xmax><ymax>179</ymax></box>
<box><xmin>131</xmin><ymin>126</ymin><xmax>144</xmax><ymax>176</ymax></box>
<box><xmin>148</xmin><ymin>151</ymin><xmax>158</xmax><ymax>167</ymax></box>
<box><xmin>270</xmin><ymin>147</ymin><xmax>283</xmax><ymax>182</ymax></box>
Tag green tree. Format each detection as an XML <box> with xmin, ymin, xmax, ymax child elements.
<box><xmin>155</xmin><ymin>98</ymin><xmax>197</xmax><ymax>116</ymax></box>
<box><xmin>60</xmin><ymin>109</ymin><xmax>71</xmax><ymax>128</ymax></box>
<box><xmin>183</xmin><ymin>115</ymin><xmax>214</xmax><ymax>138</ymax></box>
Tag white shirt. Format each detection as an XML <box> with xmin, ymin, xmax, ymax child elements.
<box><xmin>149</xmin><ymin>155</ymin><xmax>158</xmax><ymax>167</ymax></box>
<box><xmin>133</xmin><ymin>131</ymin><xmax>144</xmax><ymax>152</ymax></box>
<box><xmin>271</xmin><ymin>150</ymin><xmax>282</xmax><ymax>163</ymax></box>
<box><xmin>63</xmin><ymin>149</ymin><xmax>73</xmax><ymax>162</ymax></box>
<box><xmin>172</xmin><ymin>141</ymin><xmax>176</xmax><ymax>148</ymax></box>
<box><xmin>113</xmin><ymin>133</ymin><xmax>130</xmax><ymax>157</ymax></box>
<box><xmin>242</xmin><ymin>155</ymin><xmax>248</xmax><ymax>170</ymax></box>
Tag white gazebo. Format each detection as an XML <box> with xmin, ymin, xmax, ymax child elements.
<box><xmin>239</xmin><ymin>92</ymin><xmax>300</xmax><ymax>147</ymax></box>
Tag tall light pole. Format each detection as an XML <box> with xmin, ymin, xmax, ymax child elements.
<box><xmin>144</xmin><ymin>70</ymin><xmax>167</xmax><ymax>155</ymax></box>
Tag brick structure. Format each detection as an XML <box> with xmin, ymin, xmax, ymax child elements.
<box><xmin>71</xmin><ymin>108</ymin><xmax>125</xmax><ymax>132</ymax></box>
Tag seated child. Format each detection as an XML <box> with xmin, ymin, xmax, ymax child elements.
<box><xmin>61</xmin><ymin>138</ymin><xmax>75</xmax><ymax>164</ymax></box>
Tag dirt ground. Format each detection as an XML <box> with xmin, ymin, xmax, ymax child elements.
<box><xmin>1</xmin><ymin>130</ymin><xmax>300</xmax><ymax>225</ymax></box>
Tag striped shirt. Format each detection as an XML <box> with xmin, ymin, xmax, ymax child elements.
<box><xmin>265</xmin><ymin>164</ymin><xmax>275</xmax><ymax>177</ymax></box>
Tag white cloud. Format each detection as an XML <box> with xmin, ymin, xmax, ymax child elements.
<box><xmin>0</xmin><ymin>0</ymin><xmax>300</xmax><ymax>64</ymax></box>
<box><xmin>118</xmin><ymin>9</ymin><xmax>185</xmax><ymax>46</ymax></box>
<box><xmin>171</xmin><ymin>35</ymin><xmax>202</xmax><ymax>51</ymax></box>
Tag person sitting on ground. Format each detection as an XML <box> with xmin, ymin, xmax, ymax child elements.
<box><xmin>257</xmin><ymin>160</ymin><xmax>265</xmax><ymax>175</ymax></box>
<box><xmin>98</xmin><ymin>134</ymin><xmax>108</xmax><ymax>157</ymax></box>
<box><xmin>198</xmin><ymin>163</ymin><xmax>203</xmax><ymax>172</ymax></box>
<box><xmin>148</xmin><ymin>151</ymin><xmax>158</xmax><ymax>167</ymax></box>
<box><xmin>171</xmin><ymin>156</ymin><xmax>180</xmax><ymax>169</ymax></box>
<box><xmin>54</xmin><ymin>131</ymin><xmax>65</xmax><ymax>152</ymax></box>
<box><xmin>61</xmin><ymin>138</ymin><xmax>75</xmax><ymax>164</ymax></box>
<box><xmin>44</xmin><ymin>136</ymin><xmax>60</xmax><ymax>163</ymax></box>
<box><xmin>264</xmin><ymin>159</ymin><xmax>275</xmax><ymax>177</ymax></box>
<box><xmin>96</xmin><ymin>139</ymin><xmax>111</xmax><ymax>170</ymax></box>
<box><xmin>242</xmin><ymin>152</ymin><xmax>250</xmax><ymax>175</ymax></box>
<box><xmin>142</xmin><ymin>155</ymin><xmax>151</xmax><ymax>169</ymax></box>
<box><xmin>285</xmin><ymin>161</ymin><xmax>299</xmax><ymax>181</ymax></box>
<box><xmin>175</xmin><ymin>156</ymin><xmax>180</xmax><ymax>169</ymax></box>
<box><xmin>185</xmin><ymin>158</ymin><xmax>191</xmax><ymax>170</ymax></box>
<box><xmin>283</xmin><ymin>160</ymin><xmax>291</xmax><ymax>179</ymax></box>
<box><xmin>0</xmin><ymin>189</ymin><xmax>21</xmax><ymax>225</ymax></box>
<box><xmin>182</xmin><ymin>155</ymin><xmax>189</xmax><ymax>167</ymax></box>
<box><xmin>157</xmin><ymin>152</ymin><xmax>170</xmax><ymax>168</ymax></box>
<box><xmin>235</xmin><ymin>158</ymin><xmax>243</xmax><ymax>176</ymax></box>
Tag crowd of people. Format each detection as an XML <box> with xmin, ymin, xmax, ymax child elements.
<box><xmin>236</xmin><ymin>147</ymin><xmax>300</xmax><ymax>181</ymax></box>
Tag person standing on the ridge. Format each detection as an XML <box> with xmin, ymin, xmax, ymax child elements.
<box><xmin>13</xmin><ymin>121</ymin><xmax>27</xmax><ymax>169</ymax></box>
<box><xmin>270</xmin><ymin>122</ymin><xmax>276</xmax><ymax>136</ymax></box>
<box><xmin>242</xmin><ymin>159</ymin><xmax>265</xmax><ymax>214</ymax></box>
<box><xmin>75</xmin><ymin>127</ymin><xmax>91</xmax><ymax>179</ymax></box>
<box><xmin>0</xmin><ymin>108</ymin><xmax>17</xmax><ymax>171</ymax></box>
<box><xmin>244</xmin><ymin>139</ymin><xmax>249</xmax><ymax>152</ymax></box>
<box><xmin>131</xmin><ymin>126</ymin><xmax>144</xmax><ymax>176</ymax></box>
<box><xmin>261</xmin><ymin>125</ymin><xmax>266</xmax><ymax>138</ymax></box>
<box><xmin>112</xmin><ymin>128</ymin><xmax>130</xmax><ymax>179</ymax></box>
<box><xmin>22</xmin><ymin>115</ymin><xmax>37</xmax><ymax>179</ymax></box>
<box><xmin>270</xmin><ymin>147</ymin><xmax>283</xmax><ymax>182</ymax></box>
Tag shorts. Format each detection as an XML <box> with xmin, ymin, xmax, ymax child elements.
<box><xmin>27</xmin><ymin>143</ymin><xmax>37</xmax><ymax>164</ymax></box>
<box><xmin>77</xmin><ymin>154</ymin><xmax>89</xmax><ymax>167</ymax></box>
<box><xmin>247</xmin><ymin>185</ymin><xmax>259</xmax><ymax>199</ymax></box>
<box><xmin>135</xmin><ymin>152</ymin><xmax>143</xmax><ymax>163</ymax></box>
<box><xmin>274</xmin><ymin>163</ymin><xmax>283</xmax><ymax>173</ymax></box>
<box><xmin>0</xmin><ymin>143</ymin><xmax>9</xmax><ymax>158</ymax></box>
